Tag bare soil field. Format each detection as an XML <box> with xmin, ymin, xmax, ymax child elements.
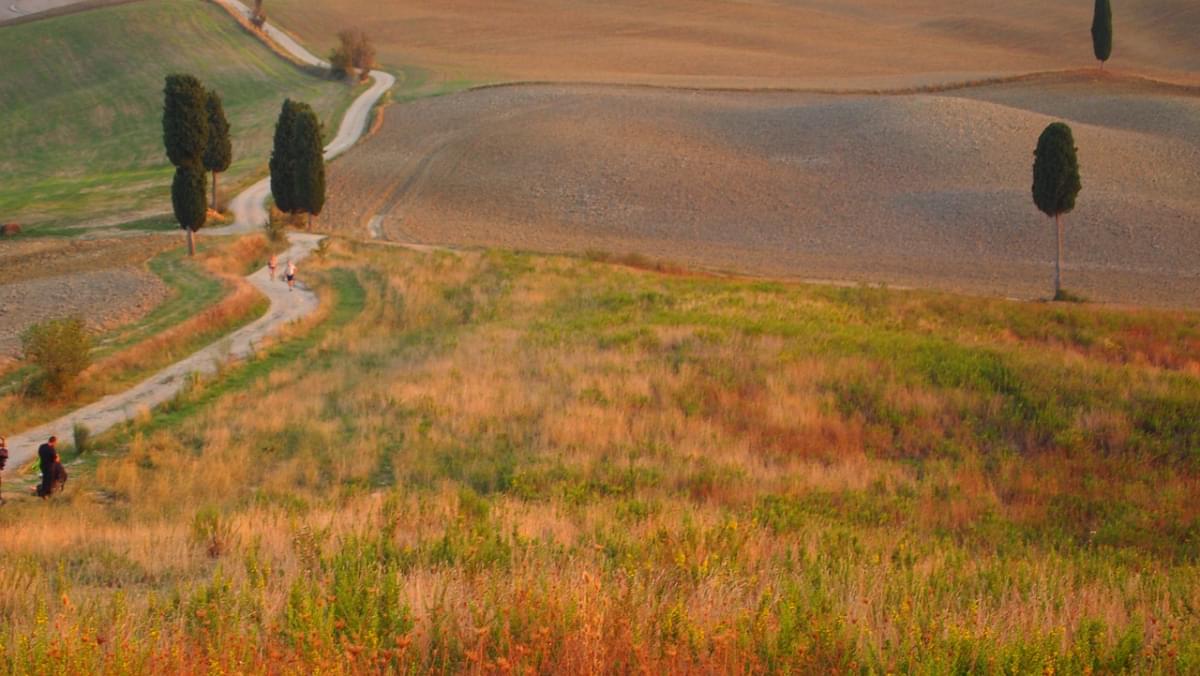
<box><xmin>0</xmin><ymin>236</ymin><xmax>173</xmax><ymax>360</ymax></box>
<box><xmin>320</xmin><ymin>73</ymin><xmax>1200</xmax><ymax>307</ymax></box>
<box><xmin>268</xmin><ymin>0</ymin><xmax>1200</xmax><ymax>87</ymax></box>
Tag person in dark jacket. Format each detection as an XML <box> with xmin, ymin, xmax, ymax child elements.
<box><xmin>36</xmin><ymin>455</ymin><xmax>67</xmax><ymax>498</ymax></box>
<box><xmin>0</xmin><ymin>436</ymin><xmax>8</xmax><ymax>504</ymax></box>
<box><xmin>37</xmin><ymin>436</ymin><xmax>57</xmax><ymax>498</ymax></box>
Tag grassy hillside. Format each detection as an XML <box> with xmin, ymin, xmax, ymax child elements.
<box><xmin>2</xmin><ymin>241</ymin><xmax>1199</xmax><ymax>672</ymax></box>
<box><xmin>0</xmin><ymin>0</ymin><xmax>352</xmax><ymax>228</ymax></box>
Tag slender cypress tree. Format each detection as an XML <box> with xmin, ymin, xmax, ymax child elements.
<box><xmin>162</xmin><ymin>74</ymin><xmax>209</xmax><ymax>169</ymax></box>
<box><xmin>203</xmin><ymin>92</ymin><xmax>233</xmax><ymax>210</ymax></box>
<box><xmin>1091</xmin><ymin>0</ymin><xmax>1112</xmax><ymax>68</ymax></box>
<box><xmin>291</xmin><ymin>103</ymin><xmax>326</xmax><ymax>228</ymax></box>
<box><xmin>1032</xmin><ymin>122</ymin><xmax>1082</xmax><ymax>300</ymax></box>
<box><xmin>172</xmin><ymin>165</ymin><xmax>207</xmax><ymax>256</ymax></box>
<box><xmin>269</xmin><ymin>100</ymin><xmax>300</xmax><ymax>215</ymax></box>
<box><xmin>163</xmin><ymin>74</ymin><xmax>210</xmax><ymax>255</ymax></box>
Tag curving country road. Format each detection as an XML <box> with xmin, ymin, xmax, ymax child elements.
<box><xmin>5</xmin><ymin>4</ymin><xmax>393</xmax><ymax>472</ymax></box>
<box><xmin>212</xmin><ymin>0</ymin><xmax>396</xmax><ymax>234</ymax></box>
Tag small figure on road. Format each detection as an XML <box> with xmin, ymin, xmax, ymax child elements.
<box><xmin>37</xmin><ymin>436</ymin><xmax>56</xmax><ymax>496</ymax></box>
<box><xmin>0</xmin><ymin>436</ymin><xmax>9</xmax><ymax>504</ymax></box>
<box><xmin>286</xmin><ymin>260</ymin><xmax>297</xmax><ymax>292</ymax></box>
<box><xmin>269</xmin><ymin>254</ymin><xmax>278</xmax><ymax>281</ymax></box>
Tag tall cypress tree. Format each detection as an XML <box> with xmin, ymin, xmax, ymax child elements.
<box><xmin>1032</xmin><ymin>122</ymin><xmax>1082</xmax><ymax>300</ymax></box>
<box><xmin>163</xmin><ymin>74</ymin><xmax>209</xmax><ymax>255</ymax></box>
<box><xmin>1091</xmin><ymin>0</ymin><xmax>1112</xmax><ymax>68</ymax></box>
<box><xmin>203</xmin><ymin>92</ymin><xmax>233</xmax><ymax>210</ymax></box>
<box><xmin>269</xmin><ymin>100</ymin><xmax>300</xmax><ymax>215</ymax></box>
<box><xmin>162</xmin><ymin>74</ymin><xmax>209</xmax><ymax>169</ymax></box>
<box><xmin>292</xmin><ymin>103</ymin><xmax>326</xmax><ymax>228</ymax></box>
<box><xmin>172</xmin><ymin>165</ymin><xmax>207</xmax><ymax>256</ymax></box>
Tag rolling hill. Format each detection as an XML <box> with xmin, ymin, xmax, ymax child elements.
<box><xmin>0</xmin><ymin>0</ymin><xmax>353</xmax><ymax>228</ymax></box>
<box><xmin>264</xmin><ymin>0</ymin><xmax>1200</xmax><ymax>87</ymax></box>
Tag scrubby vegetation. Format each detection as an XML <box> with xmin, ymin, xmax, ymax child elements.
<box><xmin>2</xmin><ymin>240</ymin><xmax>1199</xmax><ymax>672</ymax></box>
<box><xmin>20</xmin><ymin>316</ymin><xmax>91</xmax><ymax>396</ymax></box>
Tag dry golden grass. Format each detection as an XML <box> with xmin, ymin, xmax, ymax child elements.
<box><xmin>2</xmin><ymin>241</ymin><xmax>1200</xmax><ymax>672</ymax></box>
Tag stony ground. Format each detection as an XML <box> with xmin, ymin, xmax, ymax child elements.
<box><xmin>0</xmin><ymin>236</ymin><xmax>174</xmax><ymax>361</ymax></box>
<box><xmin>317</xmin><ymin>73</ymin><xmax>1200</xmax><ymax>307</ymax></box>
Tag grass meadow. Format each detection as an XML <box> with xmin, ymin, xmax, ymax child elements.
<box><xmin>2</xmin><ymin>239</ymin><xmax>1199</xmax><ymax>673</ymax></box>
<box><xmin>0</xmin><ymin>0</ymin><xmax>353</xmax><ymax>228</ymax></box>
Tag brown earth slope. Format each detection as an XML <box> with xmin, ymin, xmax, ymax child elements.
<box><xmin>267</xmin><ymin>0</ymin><xmax>1200</xmax><ymax>87</ymax></box>
<box><xmin>0</xmin><ymin>237</ymin><xmax>173</xmax><ymax>361</ymax></box>
<box><xmin>318</xmin><ymin>73</ymin><xmax>1200</xmax><ymax>307</ymax></box>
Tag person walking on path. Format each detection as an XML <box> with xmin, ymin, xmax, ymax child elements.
<box><xmin>37</xmin><ymin>436</ymin><xmax>57</xmax><ymax>497</ymax></box>
<box><xmin>0</xmin><ymin>436</ymin><xmax>8</xmax><ymax>504</ymax></box>
<box><xmin>285</xmin><ymin>260</ymin><xmax>297</xmax><ymax>292</ymax></box>
<box><xmin>269</xmin><ymin>254</ymin><xmax>278</xmax><ymax>281</ymax></box>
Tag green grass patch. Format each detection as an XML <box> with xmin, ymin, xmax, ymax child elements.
<box><xmin>0</xmin><ymin>0</ymin><xmax>354</xmax><ymax>228</ymax></box>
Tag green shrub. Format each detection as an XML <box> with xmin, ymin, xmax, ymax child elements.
<box><xmin>21</xmin><ymin>316</ymin><xmax>92</xmax><ymax>396</ymax></box>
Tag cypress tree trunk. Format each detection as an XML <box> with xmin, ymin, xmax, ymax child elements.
<box><xmin>1054</xmin><ymin>213</ymin><xmax>1063</xmax><ymax>299</ymax></box>
<box><xmin>186</xmin><ymin>228</ymin><xmax>196</xmax><ymax>257</ymax></box>
<box><xmin>211</xmin><ymin>172</ymin><xmax>218</xmax><ymax>209</ymax></box>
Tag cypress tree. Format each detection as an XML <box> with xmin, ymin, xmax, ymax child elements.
<box><xmin>172</xmin><ymin>165</ymin><xmax>208</xmax><ymax>256</ymax></box>
<box><xmin>162</xmin><ymin>74</ymin><xmax>209</xmax><ymax>169</ymax></box>
<box><xmin>163</xmin><ymin>74</ymin><xmax>210</xmax><ymax>256</ymax></box>
<box><xmin>1091</xmin><ymin>0</ymin><xmax>1112</xmax><ymax>68</ymax></box>
<box><xmin>1032</xmin><ymin>122</ymin><xmax>1082</xmax><ymax>300</ymax></box>
<box><xmin>203</xmin><ymin>91</ymin><xmax>233</xmax><ymax>210</ymax></box>
<box><xmin>292</xmin><ymin>103</ymin><xmax>326</xmax><ymax>228</ymax></box>
<box><xmin>269</xmin><ymin>100</ymin><xmax>300</xmax><ymax>215</ymax></box>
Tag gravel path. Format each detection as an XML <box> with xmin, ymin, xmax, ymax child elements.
<box><xmin>212</xmin><ymin>0</ymin><xmax>395</xmax><ymax>235</ymax></box>
<box><xmin>4</xmin><ymin>4</ymin><xmax>393</xmax><ymax>471</ymax></box>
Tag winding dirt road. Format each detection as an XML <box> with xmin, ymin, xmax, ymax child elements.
<box><xmin>5</xmin><ymin>4</ymin><xmax>392</xmax><ymax>471</ymax></box>
<box><xmin>213</xmin><ymin>0</ymin><xmax>396</xmax><ymax>234</ymax></box>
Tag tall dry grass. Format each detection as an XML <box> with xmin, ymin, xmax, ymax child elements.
<box><xmin>2</xmin><ymin>240</ymin><xmax>1200</xmax><ymax>673</ymax></box>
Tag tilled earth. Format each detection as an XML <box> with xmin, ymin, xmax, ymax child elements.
<box><xmin>268</xmin><ymin>0</ymin><xmax>1200</xmax><ymax>87</ymax></box>
<box><xmin>0</xmin><ymin>236</ymin><xmax>174</xmax><ymax>360</ymax></box>
<box><xmin>320</xmin><ymin>73</ymin><xmax>1200</xmax><ymax>307</ymax></box>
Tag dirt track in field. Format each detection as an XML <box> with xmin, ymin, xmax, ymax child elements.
<box><xmin>319</xmin><ymin>72</ymin><xmax>1200</xmax><ymax>307</ymax></box>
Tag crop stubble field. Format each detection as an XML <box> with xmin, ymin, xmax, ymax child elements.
<box><xmin>0</xmin><ymin>236</ymin><xmax>174</xmax><ymax>361</ymax></box>
<box><xmin>320</xmin><ymin>74</ymin><xmax>1200</xmax><ymax>307</ymax></box>
<box><xmin>267</xmin><ymin>0</ymin><xmax>1200</xmax><ymax>86</ymax></box>
<box><xmin>267</xmin><ymin>0</ymin><xmax>1200</xmax><ymax>306</ymax></box>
